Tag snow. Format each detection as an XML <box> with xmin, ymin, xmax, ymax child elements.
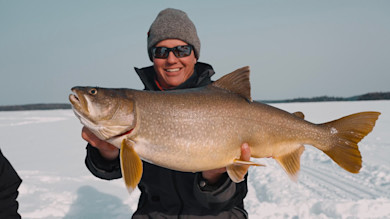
<box><xmin>1</xmin><ymin>101</ymin><xmax>389</xmax><ymax>218</ymax></box>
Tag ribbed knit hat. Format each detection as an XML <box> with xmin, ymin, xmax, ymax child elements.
<box><xmin>147</xmin><ymin>8</ymin><xmax>200</xmax><ymax>61</ymax></box>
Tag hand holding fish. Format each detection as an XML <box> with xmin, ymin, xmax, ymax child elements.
<box><xmin>82</xmin><ymin>126</ymin><xmax>119</xmax><ymax>160</ymax></box>
<box><xmin>202</xmin><ymin>143</ymin><xmax>251</xmax><ymax>185</ymax></box>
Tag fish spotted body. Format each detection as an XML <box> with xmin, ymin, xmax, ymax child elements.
<box><xmin>69</xmin><ymin>67</ymin><xmax>380</xmax><ymax>192</ymax></box>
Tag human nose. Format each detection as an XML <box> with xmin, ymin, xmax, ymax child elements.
<box><xmin>166</xmin><ymin>51</ymin><xmax>178</xmax><ymax>64</ymax></box>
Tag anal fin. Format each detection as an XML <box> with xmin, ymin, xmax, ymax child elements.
<box><xmin>274</xmin><ymin>145</ymin><xmax>305</xmax><ymax>182</ymax></box>
<box><xmin>227</xmin><ymin>159</ymin><xmax>265</xmax><ymax>183</ymax></box>
<box><xmin>120</xmin><ymin>139</ymin><xmax>143</xmax><ymax>193</ymax></box>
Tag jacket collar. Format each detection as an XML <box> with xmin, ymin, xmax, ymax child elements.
<box><xmin>134</xmin><ymin>62</ymin><xmax>215</xmax><ymax>91</ymax></box>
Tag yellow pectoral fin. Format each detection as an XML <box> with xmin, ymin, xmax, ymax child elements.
<box><xmin>227</xmin><ymin>159</ymin><xmax>265</xmax><ymax>183</ymax></box>
<box><xmin>120</xmin><ymin>139</ymin><xmax>143</xmax><ymax>193</ymax></box>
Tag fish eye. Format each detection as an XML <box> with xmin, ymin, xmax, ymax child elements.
<box><xmin>89</xmin><ymin>88</ymin><xmax>98</xmax><ymax>95</ymax></box>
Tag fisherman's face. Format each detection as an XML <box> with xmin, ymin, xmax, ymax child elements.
<box><xmin>153</xmin><ymin>39</ymin><xmax>197</xmax><ymax>89</ymax></box>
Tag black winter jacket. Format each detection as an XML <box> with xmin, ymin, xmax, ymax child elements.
<box><xmin>0</xmin><ymin>149</ymin><xmax>22</xmax><ymax>219</ymax></box>
<box><xmin>85</xmin><ymin>62</ymin><xmax>248</xmax><ymax>218</ymax></box>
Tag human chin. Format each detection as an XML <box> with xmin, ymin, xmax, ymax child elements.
<box><xmin>165</xmin><ymin>76</ymin><xmax>185</xmax><ymax>87</ymax></box>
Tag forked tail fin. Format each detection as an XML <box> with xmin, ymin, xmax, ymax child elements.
<box><xmin>320</xmin><ymin>111</ymin><xmax>380</xmax><ymax>173</ymax></box>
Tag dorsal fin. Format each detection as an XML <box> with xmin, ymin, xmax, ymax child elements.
<box><xmin>211</xmin><ymin>66</ymin><xmax>252</xmax><ymax>102</ymax></box>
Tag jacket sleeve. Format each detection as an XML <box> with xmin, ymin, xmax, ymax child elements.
<box><xmin>85</xmin><ymin>144</ymin><xmax>122</xmax><ymax>180</ymax></box>
<box><xmin>193</xmin><ymin>172</ymin><xmax>248</xmax><ymax>210</ymax></box>
<box><xmin>0</xmin><ymin>150</ymin><xmax>22</xmax><ymax>219</ymax></box>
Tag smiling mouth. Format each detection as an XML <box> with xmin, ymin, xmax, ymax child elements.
<box><xmin>165</xmin><ymin>68</ymin><xmax>180</xmax><ymax>72</ymax></box>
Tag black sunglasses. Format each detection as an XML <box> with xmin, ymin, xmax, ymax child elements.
<box><xmin>152</xmin><ymin>45</ymin><xmax>193</xmax><ymax>59</ymax></box>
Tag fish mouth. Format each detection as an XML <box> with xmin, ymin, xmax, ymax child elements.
<box><xmin>69</xmin><ymin>93</ymin><xmax>80</xmax><ymax>107</ymax></box>
<box><xmin>69</xmin><ymin>89</ymin><xmax>107</xmax><ymax>138</ymax></box>
<box><xmin>69</xmin><ymin>88</ymin><xmax>134</xmax><ymax>140</ymax></box>
<box><xmin>69</xmin><ymin>88</ymin><xmax>86</xmax><ymax>112</ymax></box>
<box><xmin>69</xmin><ymin>91</ymin><xmax>85</xmax><ymax>122</ymax></box>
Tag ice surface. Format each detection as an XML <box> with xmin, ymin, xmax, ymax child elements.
<box><xmin>1</xmin><ymin>101</ymin><xmax>389</xmax><ymax>218</ymax></box>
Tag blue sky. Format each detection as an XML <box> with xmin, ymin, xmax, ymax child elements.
<box><xmin>1</xmin><ymin>0</ymin><xmax>389</xmax><ymax>105</ymax></box>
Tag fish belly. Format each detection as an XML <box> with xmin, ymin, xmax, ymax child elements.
<box><xmin>132</xmin><ymin>116</ymin><xmax>244</xmax><ymax>172</ymax></box>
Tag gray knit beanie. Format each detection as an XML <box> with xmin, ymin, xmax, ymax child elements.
<box><xmin>147</xmin><ymin>8</ymin><xmax>200</xmax><ymax>61</ymax></box>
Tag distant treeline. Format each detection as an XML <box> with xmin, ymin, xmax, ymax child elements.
<box><xmin>0</xmin><ymin>103</ymin><xmax>71</xmax><ymax>111</ymax></box>
<box><xmin>261</xmin><ymin>92</ymin><xmax>390</xmax><ymax>103</ymax></box>
<box><xmin>0</xmin><ymin>92</ymin><xmax>389</xmax><ymax>111</ymax></box>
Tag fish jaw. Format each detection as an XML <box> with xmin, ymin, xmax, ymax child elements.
<box><xmin>69</xmin><ymin>88</ymin><xmax>88</xmax><ymax>118</ymax></box>
<box><xmin>69</xmin><ymin>87</ymin><xmax>136</xmax><ymax>141</ymax></box>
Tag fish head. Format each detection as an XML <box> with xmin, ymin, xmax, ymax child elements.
<box><xmin>69</xmin><ymin>86</ymin><xmax>136</xmax><ymax>142</ymax></box>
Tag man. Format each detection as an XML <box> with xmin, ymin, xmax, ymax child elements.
<box><xmin>82</xmin><ymin>8</ymin><xmax>250</xmax><ymax>218</ymax></box>
<box><xmin>0</xmin><ymin>149</ymin><xmax>22</xmax><ymax>219</ymax></box>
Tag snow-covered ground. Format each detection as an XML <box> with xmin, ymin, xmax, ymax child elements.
<box><xmin>1</xmin><ymin>101</ymin><xmax>389</xmax><ymax>218</ymax></box>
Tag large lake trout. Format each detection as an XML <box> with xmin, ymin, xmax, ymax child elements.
<box><xmin>69</xmin><ymin>67</ymin><xmax>380</xmax><ymax>192</ymax></box>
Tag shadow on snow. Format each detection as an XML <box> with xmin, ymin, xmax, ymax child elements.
<box><xmin>64</xmin><ymin>186</ymin><xmax>133</xmax><ymax>219</ymax></box>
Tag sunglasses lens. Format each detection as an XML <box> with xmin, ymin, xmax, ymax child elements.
<box><xmin>153</xmin><ymin>47</ymin><xmax>169</xmax><ymax>58</ymax></box>
<box><xmin>174</xmin><ymin>45</ymin><xmax>192</xmax><ymax>58</ymax></box>
<box><xmin>153</xmin><ymin>45</ymin><xmax>192</xmax><ymax>59</ymax></box>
